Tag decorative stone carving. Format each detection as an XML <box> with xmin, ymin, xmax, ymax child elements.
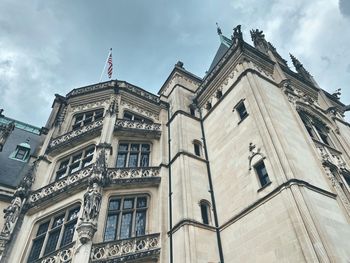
<box><xmin>115</xmin><ymin>119</ymin><xmax>161</xmax><ymax>134</ymax></box>
<box><xmin>331</xmin><ymin>88</ymin><xmax>341</xmax><ymax>100</ymax></box>
<box><xmin>108</xmin><ymin>167</ymin><xmax>160</xmax><ymax>180</ymax></box>
<box><xmin>81</xmin><ymin>183</ymin><xmax>102</xmax><ymax>222</ymax></box>
<box><xmin>66</xmin><ymin>81</ymin><xmax>116</xmax><ymax>98</ymax></box>
<box><xmin>231</xmin><ymin>25</ymin><xmax>243</xmax><ymax>47</ymax></box>
<box><xmin>48</xmin><ymin>119</ymin><xmax>103</xmax><ymax>150</ymax></box>
<box><xmin>248</xmin><ymin>143</ymin><xmax>265</xmax><ymax>170</ymax></box>
<box><xmin>250</xmin><ymin>29</ymin><xmax>269</xmax><ymax>54</ymax></box>
<box><xmin>290</xmin><ymin>54</ymin><xmax>312</xmax><ymax>81</ymax></box>
<box><xmin>0</xmin><ymin>121</ymin><xmax>15</xmax><ymax>151</ymax></box>
<box><xmin>107</xmin><ymin>96</ymin><xmax>118</xmax><ymax>116</ymax></box>
<box><xmin>120</xmin><ymin>101</ymin><xmax>159</xmax><ymax>120</ymax></box>
<box><xmin>1</xmin><ymin>196</ymin><xmax>22</xmax><ymax>236</ymax></box>
<box><xmin>91</xmin><ymin>233</ymin><xmax>160</xmax><ymax>262</ymax></box>
<box><xmin>71</xmin><ymin>100</ymin><xmax>108</xmax><ymax>113</ymax></box>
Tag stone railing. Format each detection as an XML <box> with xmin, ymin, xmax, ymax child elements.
<box><xmin>115</xmin><ymin>119</ymin><xmax>161</xmax><ymax>134</ymax></box>
<box><xmin>108</xmin><ymin>167</ymin><xmax>160</xmax><ymax>180</ymax></box>
<box><xmin>91</xmin><ymin>234</ymin><xmax>160</xmax><ymax>262</ymax></box>
<box><xmin>48</xmin><ymin>119</ymin><xmax>104</xmax><ymax>150</ymax></box>
<box><xmin>33</xmin><ymin>242</ymin><xmax>75</xmax><ymax>263</ymax></box>
<box><xmin>29</xmin><ymin>166</ymin><xmax>93</xmax><ymax>205</ymax></box>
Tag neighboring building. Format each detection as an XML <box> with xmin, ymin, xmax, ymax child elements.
<box><xmin>0</xmin><ymin>112</ymin><xmax>42</xmax><ymax>232</ymax></box>
<box><xmin>1</xmin><ymin>25</ymin><xmax>350</xmax><ymax>263</ymax></box>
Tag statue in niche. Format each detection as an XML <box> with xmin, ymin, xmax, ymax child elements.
<box><xmin>1</xmin><ymin>197</ymin><xmax>22</xmax><ymax>236</ymax></box>
<box><xmin>81</xmin><ymin>183</ymin><xmax>102</xmax><ymax>222</ymax></box>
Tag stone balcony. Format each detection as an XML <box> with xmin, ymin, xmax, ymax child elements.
<box><xmin>114</xmin><ymin>119</ymin><xmax>161</xmax><ymax>139</ymax></box>
<box><xmin>28</xmin><ymin>166</ymin><xmax>161</xmax><ymax>208</ymax></box>
<box><xmin>33</xmin><ymin>241</ymin><xmax>75</xmax><ymax>263</ymax></box>
<box><xmin>47</xmin><ymin>119</ymin><xmax>104</xmax><ymax>153</ymax></box>
<box><xmin>107</xmin><ymin>167</ymin><xmax>161</xmax><ymax>186</ymax></box>
<box><xmin>90</xmin><ymin>233</ymin><xmax>160</xmax><ymax>263</ymax></box>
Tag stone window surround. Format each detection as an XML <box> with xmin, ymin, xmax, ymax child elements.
<box><xmin>115</xmin><ymin>142</ymin><xmax>152</xmax><ymax>168</ymax></box>
<box><xmin>199</xmin><ymin>199</ymin><xmax>212</xmax><ymax>225</ymax></box>
<box><xmin>9</xmin><ymin>144</ymin><xmax>31</xmax><ymax>162</ymax></box>
<box><xmin>192</xmin><ymin>139</ymin><xmax>203</xmax><ymax>157</ymax></box>
<box><xmin>25</xmin><ymin>203</ymin><xmax>81</xmax><ymax>263</ymax></box>
<box><xmin>233</xmin><ymin>98</ymin><xmax>249</xmax><ymax>124</ymax></box>
<box><xmin>70</xmin><ymin>108</ymin><xmax>104</xmax><ymax>131</ymax></box>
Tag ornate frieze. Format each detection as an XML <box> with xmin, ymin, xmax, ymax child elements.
<box><xmin>71</xmin><ymin>100</ymin><xmax>108</xmax><ymax>113</ymax></box>
<box><xmin>122</xmin><ymin>82</ymin><xmax>160</xmax><ymax>104</ymax></box>
<box><xmin>115</xmin><ymin>119</ymin><xmax>161</xmax><ymax>136</ymax></box>
<box><xmin>90</xmin><ymin>233</ymin><xmax>160</xmax><ymax>262</ymax></box>
<box><xmin>120</xmin><ymin>101</ymin><xmax>159</xmax><ymax>120</ymax></box>
<box><xmin>108</xmin><ymin>167</ymin><xmax>160</xmax><ymax>180</ymax></box>
<box><xmin>66</xmin><ymin>81</ymin><xmax>116</xmax><ymax>98</ymax></box>
<box><xmin>29</xmin><ymin>166</ymin><xmax>93</xmax><ymax>205</ymax></box>
<box><xmin>48</xmin><ymin>119</ymin><xmax>103</xmax><ymax>151</ymax></box>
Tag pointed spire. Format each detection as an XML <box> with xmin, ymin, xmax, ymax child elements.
<box><xmin>289</xmin><ymin>53</ymin><xmax>311</xmax><ymax>79</ymax></box>
<box><xmin>216</xmin><ymin>22</ymin><xmax>222</xmax><ymax>35</ymax></box>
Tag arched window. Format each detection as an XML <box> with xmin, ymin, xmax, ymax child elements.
<box><xmin>199</xmin><ymin>200</ymin><xmax>211</xmax><ymax>225</ymax></box>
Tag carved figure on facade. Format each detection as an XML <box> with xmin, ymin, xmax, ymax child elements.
<box><xmin>250</xmin><ymin>29</ymin><xmax>269</xmax><ymax>54</ymax></box>
<box><xmin>81</xmin><ymin>183</ymin><xmax>102</xmax><ymax>222</ymax></box>
<box><xmin>108</xmin><ymin>96</ymin><xmax>119</xmax><ymax>116</ymax></box>
<box><xmin>1</xmin><ymin>197</ymin><xmax>22</xmax><ymax>236</ymax></box>
<box><xmin>231</xmin><ymin>25</ymin><xmax>243</xmax><ymax>47</ymax></box>
<box><xmin>0</xmin><ymin>121</ymin><xmax>15</xmax><ymax>151</ymax></box>
<box><xmin>332</xmin><ymin>88</ymin><xmax>341</xmax><ymax>100</ymax></box>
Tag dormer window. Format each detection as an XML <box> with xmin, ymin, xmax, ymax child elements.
<box><xmin>72</xmin><ymin>109</ymin><xmax>104</xmax><ymax>130</ymax></box>
<box><xmin>9</xmin><ymin>142</ymin><xmax>31</xmax><ymax>162</ymax></box>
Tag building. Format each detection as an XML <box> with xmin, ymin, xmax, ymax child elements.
<box><xmin>1</xmin><ymin>25</ymin><xmax>350</xmax><ymax>263</ymax></box>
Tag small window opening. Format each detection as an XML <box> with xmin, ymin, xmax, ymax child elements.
<box><xmin>190</xmin><ymin>107</ymin><xmax>195</xmax><ymax>116</ymax></box>
<box><xmin>200</xmin><ymin>202</ymin><xmax>210</xmax><ymax>225</ymax></box>
<box><xmin>236</xmin><ymin>102</ymin><xmax>248</xmax><ymax>120</ymax></box>
<box><xmin>254</xmin><ymin>161</ymin><xmax>270</xmax><ymax>187</ymax></box>
<box><xmin>194</xmin><ymin>143</ymin><xmax>201</xmax><ymax>157</ymax></box>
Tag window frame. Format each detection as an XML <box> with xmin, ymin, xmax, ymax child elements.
<box><xmin>55</xmin><ymin>146</ymin><xmax>95</xmax><ymax>180</ymax></box>
<box><xmin>193</xmin><ymin>140</ymin><xmax>202</xmax><ymax>157</ymax></box>
<box><xmin>9</xmin><ymin>144</ymin><xmax>31</xmax><ymax>162</ymax></box>
<box><xmin>199</xmin><ymin>200</ymin><xmax>211</xmax><ymax>225</ymax></box>
<box><xmin>254</xmin><ymin>161</ymin><xmax>271</xmax><ymax>189</ymax></box>
<box><xmin>103</xmin><ymin>195</ymin><xmax>149</xmax><ymax>242</ymax></box>
<box><xmin>72</xmin><ymin>108</ymin><xmax>104</xmax><ymax>130</ymax></box>
<box><xmin>122</xmin><ymin>111</ymin><xmax>153</xmax><ymax>124</ymax></box>
<box><xmin>233</xmin><ymin>99</ymin><xmax>249</xmax><ymax>124</ymax></box>
<box><xmin>115</xmin><ymin>142</ymin><xmax>151</xmax><ymax>168</ymax></box>
<box><xmin>27</xmin><ymin>205</ymin><xmax>81</xmax><ymax>263</ymax></box>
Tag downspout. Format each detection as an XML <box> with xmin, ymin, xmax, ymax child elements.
<box><xmin>167</xmin><ymin>105</ymin><xmax>174</xmax><ymax>263</ymax></box>
<box><xmin>198</xmin><ymin>105</ymin><xmax>225</xmax><ymax>263</ymax></box>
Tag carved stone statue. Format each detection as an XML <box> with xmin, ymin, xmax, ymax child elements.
<box><xmin>1</xmin><ymin>197</ymin><xmax>22</xmax><ymax>236</ymax></box>
<box><xmin>231</xmin><ymin>25</ymin><xmax>243</xmax><ymax>46</ymax></box>
<box><xmin>108</xmin><ymin>97</ymin><xmax>118</xmax><ymax>115</ymax></box>
<box><xmin>250</xmin><ymin>29</ymin><xmax>269</xmax><ymax>53</ymax></box>
<box><xmin>81</xmin><ymin>183</ymin><xmax>102</xmax><ymax>222</ymax></box>
<box><xmin>0</xmin><ymin>122</ymin><xmax>15</xmax><ymax>151</ymax></box>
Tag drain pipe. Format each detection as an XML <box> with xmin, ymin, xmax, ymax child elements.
<box><xmin>198</xmin><ymin>105</ymin><xmax>225</xmax><ymax>263</ymax></box>
<box><xmin>167</xmin><ymin>106</ymin><xmax>174</xmax><ymax>263</ymax></box>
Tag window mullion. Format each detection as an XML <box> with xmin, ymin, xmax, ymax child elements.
<box><xmin>39</xmin><ymin>218</ymin><xmax>54</xmax><ymax>259</ymax></box>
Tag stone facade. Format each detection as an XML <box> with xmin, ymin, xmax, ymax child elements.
<box><xmin>1</xmin><ymin>26</ymin><xmax>350</xmax><ymax>263</ymax></box>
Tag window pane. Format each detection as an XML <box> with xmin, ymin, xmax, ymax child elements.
<box><xmin>85</xmin><ymin>148</ymin><xmax>95</xmax><ymax>157</ymax></box>
<box><xmin>59</xmin><ymin>160</ymin><xmax>69</xmax><ymax>170</ymax></box>
<box><xmin>69</xmin><ymin>162</ymin><xmax>80</xmax><ymax>174</ymax></box>
<box><xmin>104</xmin><ymin>215</ymin><xmax>118</xmax><ymax>241</ymax></box>
<box><xmin>74</xmin><ymin>115</ymin><xmax>83</xmax><ymax>124</ymax></box>
<box><xmin>82</xmin><ymin>155</ymin><xmax>93</xmax><ymax>168</ymax></box>
<box><xmin>109</xmin><ymin>199</ymin><xmax>121</xmax><ymax>210</ymax></box>
<box><xmin>140</xmin><ymin>153</ymin><xmax>149</xmax><ymax>167</ymax></box>
<box><xmin>15</xmin><ymin>148</ymin><xmax>27</xmax><ymax>159</ymax></box>
<box><xmin>201</xmin><ymin>204</ymin><xmax>209</xmax><ymax>225</ymax></box>
<box><xmin>136</xmin><ymin>197</ymin><xmax>147</xmax><ymax>208</ymax></box>
<box><xmin>72</xmin><ymin>153</ymin><xmax>82</xmax><ymax>163</ymax></box>
<box><xmin>255</xmin><ymin>162</ymin><xmax>270</xmax><ymax>187</ymax></box>
<box><xmin>135</xmin><ymin>211</ymin><xmax>146</xmax><ymax>236</ymax></box>
<box><xmin>120</xmin><ymin>213</ymin><xmax>132</xmax><ymax>239</ymax></box>
<box><xmin>60</xmin><ymin>221</ymin><xmax>77</xmax><ymax>247</ymax></box>
<box><xmin>123</xmin><ymin>198</ymin><xmax>134</xmax><ymax>209</ymax></box>
<box><xmin>141</xmin><ymin>144</ymin><xmax>150</xmax><ymax>152</ymax></box>
<box><xmin>44</xmin><ymin>229</ymin><xmax>61</xmax><ymax>255</ymax></box>
<box><xmin>68</xmin><ymin>207</ymin><xmax>80</xmax><ymax>221</ymax></box>
<box><xmin>116</xmin><ymin>153</ymin><xmax>127</xmax><ymax>168</ymax></box>
<box><xmin>118</xmin><ymin>144</ymin><xmax>128</xmax><ymax>151</ymax></box>
<box><xmin>36</xmin><ymin>222</ymin><xmax>49</xmax><ymax>236</ymax></box>
<box><xmin>128</xmin><ymin>153</ymin><xmax>138</xmax><ymax>167</ymax></box>
<box><xmin>194</xmin><ymin>144</ymin><xmax>200</xmax><ymax>156</ymax></box>
<box><xmin>53</xmin><ymin>215</ymin><xmax>65</xmax><ymax>228</ymax></box>
<box><xmin>237</xmin><ymin>103</ymin><xmax>247</xmax><ymax>119</ymax></box>
<box><xmin>28</xmin><ymin>237</ymin><xmax>45</xmax><ymax>262</ymax></box>
<box><xmin>123</xmin><ymin>112</ymin><xmax>133</xmax><ymax>120</ymax></box>
<box><xmin>130</xmin><ymin>144</ymin><xmax>139</xmax><ymax>152</ymax></box>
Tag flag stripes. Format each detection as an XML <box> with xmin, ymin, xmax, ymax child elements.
<box><xmin>107</xmin><ymin>50</ymin><xmax>113</xmax><ymax>79</ymax></box>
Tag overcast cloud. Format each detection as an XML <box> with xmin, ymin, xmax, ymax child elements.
<box><xmin>0</xmin><ymin>0</ymin><xmax>349</xmax><ymax>127</ymax></box>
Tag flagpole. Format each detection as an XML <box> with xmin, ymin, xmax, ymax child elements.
<box><xmin>99</xmin><ymin>48</ymin><xmax>112</xmax><ymax>83</ymax></box>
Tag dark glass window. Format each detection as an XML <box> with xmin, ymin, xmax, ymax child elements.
<box><xmin>56</xmin><ymin>146</ymin><xmax>95</xmax><ymax>180</ymax></box>
<box><xmin>27</xmin><ymin>206</ymin><xmax>80</xmax><ymax>263</ymax></box>
<box><xmin>116</xmin><ymin>143</ymin><xmax>150</xmax><ymax>168</ymax></box>
<box><xmin>123</xmin><ymin>112</ymin><xmax>152</xmax><ymax>124</ymax></box>
<box><xmin>104</xmin><ymin>196</ymin><xmax>148</xmax><ymax>241</ymax></box>
<box><xmin>200</xmin><ymin>202</ymin><xmax>210</xmax><ymax>225</ymax></box>
<box><xmin>236</xmin><ymin>102</ymin><xmax>248</xmax><ymax>120</ymax></box>
<box><xmin>255</xmin><ymin>162</ymin><xmax>271</xmax><ymax>187</ymax></box>
<box><xmin>15</xmin><ymin>147</ymin><xmax>28</xmax><ymax>160</ymax></box>
<box><xmin>72</xmin><ymin>109</ymin><xmax>104</xmax><ymax>130</ymax></box>
<box><xmin>190</xmin><ymin>107</ymin><xmax>195</xmax><ymax>116</ymax></box>
<box><xmin>194</xmin><ymin>143</ymin><xmax>201</xmax><ymax>157</ymax></box>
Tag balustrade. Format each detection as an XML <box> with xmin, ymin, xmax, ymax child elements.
<box><xmin>33</xmin><ymin>242</ymin><xmax>75</xmax><ymax>263</ymax></box>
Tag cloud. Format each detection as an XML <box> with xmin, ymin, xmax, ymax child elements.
<box><xmin>339</xmin><ymin>0</ymin><xmax>350</xmax><ymax>17</ymax></box>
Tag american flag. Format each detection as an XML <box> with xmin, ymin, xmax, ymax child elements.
<box><xmin>107</xmin><ymin>50</ymin><xmax>113</xmax><ymax>79</ymax></box>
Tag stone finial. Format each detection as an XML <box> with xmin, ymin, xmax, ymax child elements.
<box><xmin>332</xmin><ymin>88</ymin><xmax>341</xmax><ymax>99</ymax></box>
<box><xmin>216</xmin><ymin>22</ymin><xmax>222</xmax><ymax>35</ymax></box>
<box><xmin>250</xmin><ymin>29</ymin><xmax>269</xmax><ymax>53</ymax></box>
<box><xmin>175</xmin><ymin>61</ymin><xmax>184</xmax><ymax>68</ymax></box>
<box><xmin>289</xmin><ymin>54</ymin><xmax>312</xmax><ymax>80</ymax></box>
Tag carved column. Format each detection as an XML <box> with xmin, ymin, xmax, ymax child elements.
<box><xmin>74</xmin><ymin>149</ymin><xmax>108</xmax><ymax>263</ymax></box>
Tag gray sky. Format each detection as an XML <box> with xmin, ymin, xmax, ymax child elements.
<box><xmin>1</xmin><ymin>0</ymin><xmax>350</xmax><ymax>127</ymax></box>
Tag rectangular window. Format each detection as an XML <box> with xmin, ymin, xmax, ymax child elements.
<box><xmin>104</xmin><ymin>196</ymin><xmax>148</xmax><ymax>241</ymax></box>
<box><xmin>27</xmin><ymin>206</ymin><xmax>80</xmax><ymax>263</ymax></box>
<box><xmin>72</xmin><ymin>109</ymin><xmax>104</xmax><ymax>130</ymax></box>
<box><xmin>236</xmin><ymin>103</ymin><xmax>248</xmax><ymax>120</ymax></box>
<box><xmin>123</xmin><ymin>112</ymin><xmax>152</xmax><ymax>124</ymax></box>
<box><xmin>55</xmin><ymin>146</ymin><xmax>95</xmax><ymax>180</ymax></box>
<box><xmin>255</xmin><ymin>161</ymin><xmax>271</xmax><ymax>187</ymax></box>
<box><xmin>116</xmin><ymin>143</ymin><xmax>150</xmax><ymax>168</ymax></box>
<box><xmin>194</xmin><ymin>143</ymin><xmax>201</xmax><ymax>157</ymax></box>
